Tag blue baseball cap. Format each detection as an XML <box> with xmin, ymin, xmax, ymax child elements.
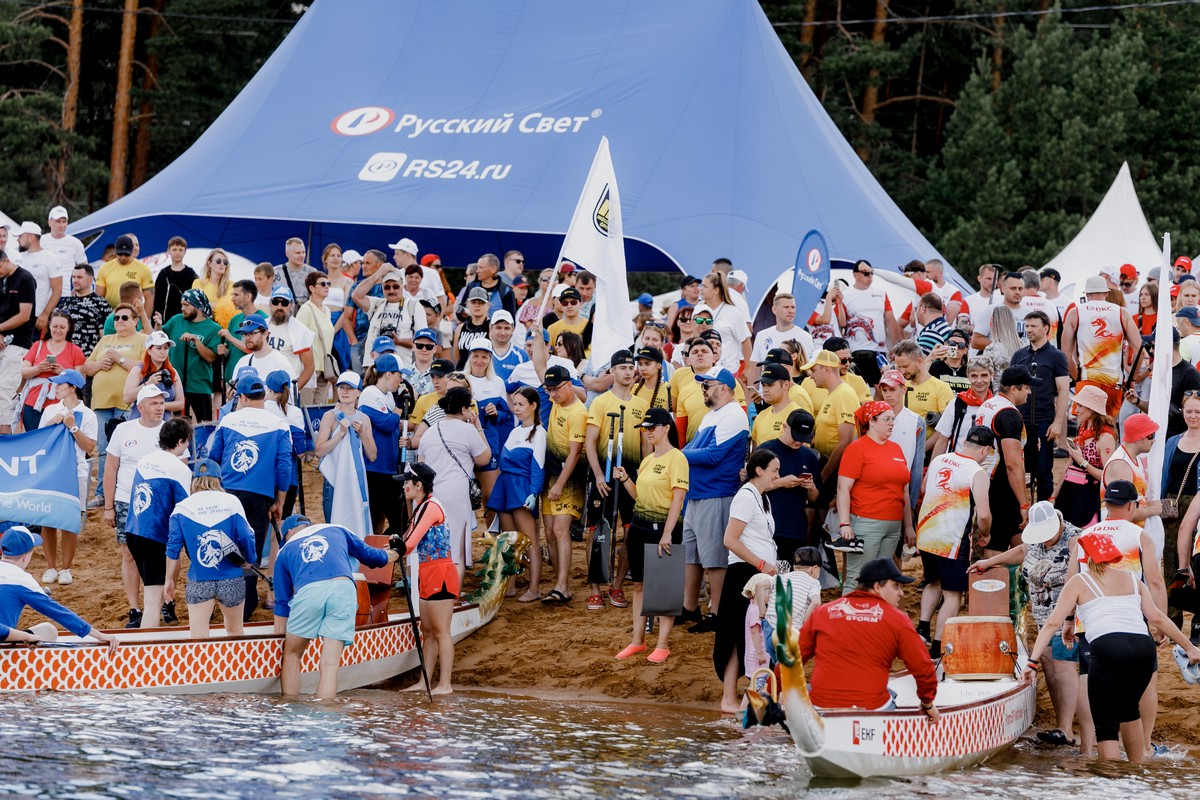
<box><xmin>192</xmin><ymin>458</ymin><xmax>221</xmax><ymax>478</ymax></box>
<box><xmin>280</xmin><ymin>514</ymin><xmax>312</xmax><ymax>538</ymax></box>
<box><xmin>371</xmin><ymin>335</ymin><xmax>397</xmax><ymax>354</ymax></box>
<box><xmin>695</xmin><ymin>368</ymin><xmax>737</xmax><ymax>389</ymax></box>
<box><xmin>264</xmin><ymin>370</ymin><xmax>292</xmax><ymax>393</ymax></box>
<box><xmin>1177</xmin><ymin>306</ymin><xmax>1200</xmax><ymax>325</ymax></box>
<box><xmin>235</xmin><ymin>375</ymin><xmax>266</xmax><ymax>397</ymax></box>
<box><xmin>270</xmin><ymin>286</ymin><xmax>293</xmax><ymax>302</ymax></box>
<box><xmin>237</xmin><ymin>316</ymin><xmax>267</xmax><ymax>333</ymax></box>
<box><xmin>637</xmin><ymin>292</ymin><xmax>654</xmax><ymax>306</ymax></box>
<box><xmin>0</xmin><ymin>525</ymin><xmax>42</xmax><ymax>557</ymax></box>
<box><xmin>374</xmin><ymin>354</ymin><xmax>401</xmax><ymax>374</ymax></box>
<box><xmin>234</xmin><ymin>365</ymin><xmax>258</xmax><ymax>382</ymax></box>
<box><xmin>413</xmin><ymin>327</ymin><xmax>438</xmax><ymax>343</ymax></box>
<box><xmin>49</xmin><ymin>369</ymin><xmax>85</xmax><ymax>389</ymax></box>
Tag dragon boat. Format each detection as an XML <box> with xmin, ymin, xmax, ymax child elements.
<box><xmin>0</xmin><ymin>531</ymin><xmax>526</xmax><ymax>695</ymax></box>
<box><xmin>758</xmin><ymin>571</ymin><xmax>1036</xmax><ymax>778</ymax></box>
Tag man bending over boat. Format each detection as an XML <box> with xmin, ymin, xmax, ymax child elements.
<box><xmin>0</xmin><ymin>526</ymin><xmax>119</xmax><ymax>652</ymax></box>
<box><xmin>273</xmin><ymin>515</ymin><xmax>398</xmax><ymax>700</ymax></box>
<box><xmin>799</xmin><ymin>558</ymin><xmax>938</xmax><ymax>721</ymax></box>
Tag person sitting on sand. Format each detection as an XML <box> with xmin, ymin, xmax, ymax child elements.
<box><xmin>273</xmin><ymin>515</ymin><xmax>398</xmax><ymax>700</ymax></box>
<box><xmin>799</xmin><ymin>558</ymin><xmax>937</xmax><ymax>720</ymax></box>
<box><xmin>0</xmin><ymin>526</ymin><xmax>119</xmax><ymax>652</ymax></box>
<box><xmin>393</xmin><ymin>463</ymin><xmax>459</xmax><ymax>696</ymax></box>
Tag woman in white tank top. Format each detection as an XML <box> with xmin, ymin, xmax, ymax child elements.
<box><xmin>1023</xmin><ymin>532</ymin><xmax>1200</xmax><ymax>764</ymax></box>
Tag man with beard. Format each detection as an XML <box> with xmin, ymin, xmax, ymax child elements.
<box><xmin>162</xmin><ymin>289</ymin><xmax>223</xmax><ymax>422</ymax></box>
<box><xmin>265</xmin><ymin>287</ymin><xmax>315</xmax><ymax>393</ymax></box>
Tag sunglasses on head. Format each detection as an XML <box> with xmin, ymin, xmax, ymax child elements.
<box><xmin>271</xmin><ymin>298</ymin><xmax>291</xmax><ymax>306</ymax></box>
<box><xmin>644</xmin><ymin>321</ymin><xmax>665</xmax><ymax>329</ymax></box>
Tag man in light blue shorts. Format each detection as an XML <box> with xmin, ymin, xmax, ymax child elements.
<box><xmin>272</xmin><ymin>515</ymin><xmax>397</xmax><ymax>699</ymax></box>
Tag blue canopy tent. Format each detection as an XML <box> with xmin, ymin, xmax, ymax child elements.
<box><xmin>71</xmin><ymin>0</ymin><xmax>966</xmax><ymax>313</ymax></box>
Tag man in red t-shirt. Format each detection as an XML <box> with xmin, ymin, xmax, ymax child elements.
<box><xmin>799</xmin><ymin>558</ymin><xmax>939</xmax><ymax>719</ymax></box>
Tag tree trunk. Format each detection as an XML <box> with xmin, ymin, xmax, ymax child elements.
<box><xmin>857</xmin><ymin>0</ymin><xmax>889</xmax><ymax>161</ymax></box>
<box><xmin>56</xmin><ymin>0</ymin><xmax>84</xmax><ymax>202</ymax></box>
<box><xmin>992</xmin><ymin>5</ymin><xmax>1005</xmax><ymax>93</ymax></box>
<box><xmin>108</xmin><ymin>0</ymin><xmax>139</xmax><ymax>203</ymax></box>
<box><xmin>799</xmin><ymin>0</ymin><xmax>818</xmax><ymax>77</ymax></box>
<box><xmin>131</xmin><ymin>0</ymin><xmax>165</xmax><ymax>190</ymax></box>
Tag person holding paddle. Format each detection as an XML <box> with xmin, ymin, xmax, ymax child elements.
<box><xmin>612</xmin><ymin>406</ymin><xmax>688</xmax><ymax>664</ymax></box>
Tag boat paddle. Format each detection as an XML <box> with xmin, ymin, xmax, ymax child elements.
<box><xmin>609</xmin><ymin>406</ymin><xmax>625</xmax><ymax>584</ymax></box>
<box><xmin>590</xmin><ymin>412</ymin><xmax>619</xmax><ymax>585</ymax></box>
<box><xmin>390</xmin><ymin>533</ymin><xmax>433</xmax><ymax>702</ymax></box>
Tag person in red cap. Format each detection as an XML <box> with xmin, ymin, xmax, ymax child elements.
<box><xmin>1118</xmin><ymin>264</ymin><xmax>1139</xmax><ymax>308</ymax></box>
<box><xmin>1102</xmin><ymin>413</ymin><xmax>1161</xmax><ymax>527</ymax></box>
<box><xmin>1026</xmin><ymin>520</ymin><xmax>1198</xmax><ymax>765</ymax></box>
<box><xmin>1173</xmin><ymin>256</ymin><xmax>1193</xmax><ymax>285</ymax></box>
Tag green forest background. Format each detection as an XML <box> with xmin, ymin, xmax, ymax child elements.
<box><xmin>2</xmin><ymin>0</ymin><xmax>1197</xmax><ymax>288</ymax></box>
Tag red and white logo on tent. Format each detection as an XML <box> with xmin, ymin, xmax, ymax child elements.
<box><xmin>331</xmin><ymin>107</ymin><xmax>395</xmax><ymax>136</ymax></box>
<box><xmin>806</xmin><ymin>247</ymin><xmax>823</xmax><ymax>273</ymax></box>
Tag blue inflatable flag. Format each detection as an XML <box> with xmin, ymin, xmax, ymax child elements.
<box><xmin>792</xmin><ymin>229</ymin><xmax>831</xmax><ymax>321</ymax></box>
<box><xmin>0</xmin><ymin>426</ymin><xmax>84</xmax><ymax>533</ymax></box>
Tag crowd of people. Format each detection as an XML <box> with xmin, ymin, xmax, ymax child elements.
<box><xmin>1</xmin><ymin>206</ymin><xmax>1200</xmax><ymax>751</ymax></box>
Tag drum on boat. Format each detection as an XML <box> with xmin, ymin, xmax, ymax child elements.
<box><xmin>354</xmin><ymin>573</ymin><xmax>371</xmax><ymax>627</ymax></box>
<box><xmin>942</xmin><ymin>616</ymin><xmax>1017</xmax><ymax>680</ymax></box>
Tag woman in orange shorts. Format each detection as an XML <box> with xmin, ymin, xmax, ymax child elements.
<box><xmin>396</xmin><ymin>462</ymin><xmax>459</xmax><ymax>696</ymax></box>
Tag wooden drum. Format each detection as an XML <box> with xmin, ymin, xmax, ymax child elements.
<box><xmin>941</xmin><ymin>616</ymin><xmax>1017</xmax><ymax>680</ymax></box>
<box><xmin>353</xmin><ymin>573</ymin><xmax>371</xmax><ymax>628</ymax></box>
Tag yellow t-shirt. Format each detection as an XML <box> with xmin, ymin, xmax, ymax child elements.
<box><xmin>547</xmin><ymin>317</ymin><xmax>588</xmax><ymax>348</ymax></box>
<box><xmin>587</xmin><ymin>391</ymin><xmax>649</xmax><ymax>470</ymax></box>
<box><xmin>96</xmin><ymin>258</ymin><xmax>153</xmax><ymax>308</ymax></box>
<box><xmin>632</xmin><ymin>448</ymin><xmax>690</xmax><ymax>525</ymax></box>
<box><xmin>814</xmin><ymin>382</ymin><xmax>859</xmax><ymax>458</ymax></box>
<box><xmin>752</xmin><ymin>401</ymin><xmax>801</xmax><ymax>447</ymax></box>
<box><xmin>634</xmin><ymin>377</ymin><xmax>671</xmax><ymax>410</ymax></box>
<box><xmin>546</xmin><ymin>399</ymin><xmax>588</xmax><ymax>476</ymax></box>
<box><xmin>907</xmin><ymin>376</ymin><xmax>954</xmax><ymax>438</ymax></box>
<box><xmin>87</xmin><ymin>332</ymin><xmax>147</xmax><ymax>410</ymax></box>
<box><xmin>802</xmin><ymin>372</ymin><xmax>871</xmax><ymax>411</ymax></box>
<box><xmin>193</xmin><ymin>278</ymin><xmax>237</xmax><ymax>329</ymax></box>
<box><xmin>787</xmin><ymin>383</ymin><xmax>815</xmax><ymax>415</ymax></box>
<box><xmin>675</xmin><ymin>373</ymin><xmax>747</xmax><ymax>442</ymax></box>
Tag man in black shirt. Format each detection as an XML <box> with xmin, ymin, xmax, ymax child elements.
<box><xmin>151</xmin><ymin>236</ymin><xmax>198</xmax><ymax>326</ymax></box>
<box><xmin>0</xmin><ymin>249</ymin><xmax>37</xmax><ymax>433</ymax></box>
<box><xmin>1010</xmin><ymin>311</ymin><xmax>1070</xmax><ymax>501</ymax></box>
<box><xmin>984</xmin><ymin>367</ymin><xmax>1035</xmax><ymax>556</ymax></box>
<box><xmin>759</xmin><ymin>409</ymin><xmax>822</xmax><ymax>558</ymax></box>
<box><xmin>1125</xmin><ymin>328</ymin><xmax>1200</xmax><ymax>439</ymax></box>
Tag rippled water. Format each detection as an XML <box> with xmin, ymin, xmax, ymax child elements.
<box><xmin>0</xmin><ymin>690</ymin><xmax>1195</xmax><ymax>799</ymax></box>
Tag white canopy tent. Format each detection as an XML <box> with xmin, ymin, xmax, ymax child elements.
<box><xmin>1042</xmin><ymin>162</ymin><xmax>1161</xmax><ymax>298</ymax></box>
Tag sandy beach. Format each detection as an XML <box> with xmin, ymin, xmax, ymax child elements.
<box><xmin>16</xmin><ymin>466</ymin><xmax>1200</xmax><ymax>745</ymax></box>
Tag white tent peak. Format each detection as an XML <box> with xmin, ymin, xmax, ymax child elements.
<box><xmin>1042</xmin><ymin>162</ymin><xmax>1160</xmax><ymax>297</ymax></box>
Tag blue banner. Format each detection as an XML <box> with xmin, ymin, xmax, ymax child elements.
<box><xmin>792</xmin><ymin>229</ymin><xmax>830</xmax><ymax>322</ymax></box>
<box><xmin>0</xmin><ymin>426</ymin><xmax>84</xmax><ymax>533</ymax></box>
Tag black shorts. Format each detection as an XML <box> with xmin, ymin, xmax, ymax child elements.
<box><xmin>366</xmin><ymin>471</ymin><xmax>405</xmax><ymax>533</ymax></box>
<box><xmin>627</xmin><ymin>520</ymin><xmax>683</xmax><ymax>583</ymax></box>
<box><xmin>986</xmin><ymin>493</ymin><xmax>1022</xmax><ymax>552</ymax></box>
<box><xmin>229</xmin><ymin>490</ymin><xmax>273</xmax><ymax>563</ymax></box>
<box><xmin>1087</xmin><ymin>632</ymin><xmax>1157</xmax><ymax>742</ymax></box>
<box><xmin>586</xmin><ymin>474</ymin><xmax>635</xmax><ymax>528</ymax></box>
<box><xmin>126</xmin><ymin>533</ymin><xmax>167</xmax><ymax>586</ymax></box>
<box><xmin>185</xmin><ymin>392</ymin><xmax>214</xmax><ymax>423</ymax></box>
<box><xmin>919</xmin><ymin>549</ymin><xmax>969</xmax><ymax>592</ymax></box>
<box><xmin>1077</xmin><ymin>632</ymin><xmax>1090</xmax><ymax>676</ymax></box>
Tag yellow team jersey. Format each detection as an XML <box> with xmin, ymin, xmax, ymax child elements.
<box><xmin>907</xmin><ymin>376</ymin><xmax>954</xmax><ymax>438</ymax></box>
<box><xmin>787</xmin><ymin>383</ymin><xmax>815</xmax><ymax>415</ymax></box>
<box><xmin>813</xmin><ymin>381</ymin><xmax>859</xmax><ymax>458</ymax></box>
<box><xmin>96</xmin><ymin>258</ymin><xmax>153</xmax><ymax>308</ymax></box>
<box><xmin>409</xmin><ymin>391</ymin><xmax>476</xmax><ymax>426</ymax></box>
<box><xmin>751</xmin><ymin>401</ymin><xmax>801</xmax><ymax>447</ymax></box>
<box><xmin>587</xmin><ymin>391</ymin><xmax>648</xmax><ymax>470</ymax></box>
<box><xmin>633</xmin><ymin>377</ymin><xmax>671</xmax><ymax>410</ymax></box>
<box><xmin>802</xmin><ymin>372</ymin><xmax>870</xmax><ymax>410</ymax></box>
<box><xmin>547</xmin><ymin>317</ymin><xmax>588</xmax><ymax>348</ymax></box>
<box><xmin>632</xmin><ymin>448</ymin><xmax>690</xmax><ymax>526</ymax></box>
<box><xmin>543</xmin><ymin>399</ymin><xmax>588</xmax><ymax>518</ymax></box>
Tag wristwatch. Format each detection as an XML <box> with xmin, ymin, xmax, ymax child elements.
<box><xmin>68</xmin><ymin>425</ymin><xmax>79</xmax><ymax>434</ymax></box>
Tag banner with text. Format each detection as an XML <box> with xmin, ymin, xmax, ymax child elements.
<box><xmin>0</xmin><ymin>425</ymin><xmax>84</xmax><ymax>533</ymax></box>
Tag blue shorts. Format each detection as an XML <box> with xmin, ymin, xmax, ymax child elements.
<box><xmin>1051</xmin><ymin>632</ymin><xmax>1079</xmax><ymax>662</ymax></box>
<box><xmin>286</xmin><ymin>579</ymin><xmax>358</xmax><ymax>645</ymax></box>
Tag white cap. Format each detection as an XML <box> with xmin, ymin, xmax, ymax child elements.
<box><xmin>381</xmin><ymin>269</ymin><xmax>405</xmax><ymax>285</ymax></box>
<box><xmin>48</xmin><ymin>205</ymin><xmax>68</xmax><ymax>221</ymax></box>
<box><xmin>468</xmin><ymin>338</ymin><xmax>494</xmax><ymax>353</ymax></box>
<box><xmin>136</xmin><ymin>384</ymin><xmax>166</xmax><ymax>404</ymax></box>
<box><xmin>490</xmin><ymin>310</ymin><xmax>514</xmax><ymax>326</ymax></box>
<box><xmin>387</xmin><ymin>237</ymin><xmax>418</xmax><ymax>256</ymax></box>
<box><xmin>0</xmin><ymin>220</ymin><xmax>12</xmax><ymax>231</ymax></box>
<box><xmin>692</xmin><ymin>303</ymin><xmax>714</xmax><ymax>315</ymax></box>
<box><xmin>1021</xmin><ymin>501</ymin><xmax>1062</xmax><ymax>544</ymax></box>
<box><xmin>1098</xmin><ymin>264</ymin><xmax>1120</xmax><ymax>281</ymax></box>
<box><xmin>144</xmin><ymin>330</ymin><xmax>174</xmax><ymax>348</ymax></box>
<box><xmin>18</xmin><ymin>221</ymin><xmax>42</xmax><ymax>237</ymax></box>
<box><xmin>552</xmin><ymin>284</ymin><xmax>569</xmax><ymax>299</ymax></box>
<box><xmin>341</xmin><ymin>249</ymin><xmax>363</xmax><ymax>263</ymax></box>
<box><xmin>335</xmin><ymin>371</ymin><xmax>362</xmax><ymax>389</ymax></box>
<box><xmin>727</xmin><ymin>269</ymin><xmax>748</xmax><ymax>286</ymax></box>
<box><xmin>1084</xmin><ymin>276</ymin><xmax>1109</xmax><ymax>294</ymax></box>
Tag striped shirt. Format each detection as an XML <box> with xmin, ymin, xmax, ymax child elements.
<box><xmin>916</xmin><ymin>316</ymin><xmax>951</xmax><ymax>354</ymax></box>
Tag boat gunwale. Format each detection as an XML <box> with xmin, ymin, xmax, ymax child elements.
<box><xmin>806</xmin><ymin>676</ymin><xmax>1031</xmax><ymax>719</ymax></box>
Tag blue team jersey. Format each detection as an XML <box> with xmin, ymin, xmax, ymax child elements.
<box><xmin>128</xmin><ymin>449</ymin><xmax>192</xmax><ymax>544</ymax></box>
<box><xmin>167</xmin><ymin>490</ymin><xmax>259</xmax><ymax>581</ymax></box>
<box><xmin>272</xmin><ymin>524</ymin><xmax>390</xmax><ymax>617</ymax></box>
<box><xmin>207</xmin><ymin>406</ymin><xmax>293</xmax><ymax>498</ymax></box>
<box><xmin>487</xmin><ymin>425</ymin><xmax>546</xmax><ymax>513</ymax></box>
<box><xmin>0</xmin><ymin>561</ymin><xmax>90</xmax><ymax>638</ymax></box>
<box><xmin>491</xmin><ymin>345</ymin><xmax>529</xmax><ymax>384</ymax></box>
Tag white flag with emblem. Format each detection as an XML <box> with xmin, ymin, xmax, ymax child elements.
<box><xmin>558</xmin><ymin>136</ymin><xmax>632</xmax><ymax>372</ymax></box>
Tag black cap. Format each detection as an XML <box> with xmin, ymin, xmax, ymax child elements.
<box><xmin>964</xmin><ymin>425</ymin><xmax>995</xmax><ymax>448</ymax></box>
<box><xmin>946</xmin><ymin>328</ymin><xmax>970</xmax><ymax>345</ymax></box>
<box><xmin>1104</xmin><ymin>479</ymin><xmax>1139</xmax><ymax>505</ymax></box>
<box><xmin>1040</xmin><ymin>267</ymin><xmax>1062</xmax><ymax>282</ymax></box>
<box><xmin>759</xmin><ymin>363</ymin><xmax>791</xmax><ymax>384</ymax></box>
<box><xmin>543</xmin><ymin>364</ymin><xmax>571</xmax><ymax>388</ymax></box>
<box><xmin>559</xmin><ymin>287</ymin><xmax>581</xmax><ymax>302</ymax></box>
<box><xmin>787</xmin><ymin>409</ymin><xmax>815</xmax><ymax>443</ymax></box>
<box><xmin>858</xmin><ymin>558</ymin><xmax>914</xmax><ymax>586</ymax></box>
<box><xmin>1000</xmin><ymin>365</ymin><xmax>1041</xmax><ymax>388</ymax></box>
<box><xmin>699</xmin><ymin>329</ymin><xmax>722</xmax><ymax>345</ymax></box>
<box><xmin>679</xmin><ymin>275</ymin><xmax>701</xmax><ymax>289</ymax></box>
<box><xmin>394</xmin><ymin>461</ymin><xmax>437</xmax><ymax>486</ymax></box>
<box><xmin>635</xmin><ymin>346</ymin><xmax>663</xmax><ymax>363</ymax></box>
<box><xmin>429</xmin><ymin>358</ymin><xmax>455</xmax><ymax>377</ymax></box>
<box><xmin>637</xmin><ymin>407</ymin><xmax>674</xmax><ymax>429</ymax></box>
<box><xmin>792</xmin><ymin>546</ymin><xmax>822</xmax><ymax>567</ymax></box>
<box><xmin>759</xmin><ymin>348</ymin><xmax>793</xmax><ymax>366</ymax></box>
<box><xmin>419</xmin><ymin>298</ymin><xmax>441</xmax><ymax>313</ymax></box>
<box><xmin>114</xmin><ymin>235</ymin><xmax>134</xmax><ymax>256</ymax></box>
<box><xmin>610</xmin><ymin>349</ymin><xmax>635</xmax><ymax>367</ymax></box>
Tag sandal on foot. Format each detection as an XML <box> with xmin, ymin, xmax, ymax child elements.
<box><xmin>586</xmin><ymin>594</ymin><xmax>605</xmax><ymax>610</ymax></box>
<box><xmin>615</xmin><ymin>644</ymin><xmax>647</xmax><ymax>660</ymax></box>
<box><xmin>541</xmin><ymin>589</ymin><xmax>570</xmax><ymax>605</ymax></box>
<box><xmin>1035</xmin><ymin>729</ymin><xmax>1075</xmax><ymax>746</ymax></box>
<box><xmin>647</xmin><ymin>648</ymin><xmax>671</xmax><ymax>664</ymax></box>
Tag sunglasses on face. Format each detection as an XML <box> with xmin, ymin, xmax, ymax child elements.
<box><xmin>560</xmin><ymin>299</ymin><xmax>579</xmax><ymax>306</ymax></box>
<box><xmin>211</xmin><ymin>258</ymin><xmax>228</xmax><ymax>265</ymax></box>
<box><xmin>315</xmin><ymin>280</ymin><xmax>331</xmax><ymax>287</ymax></box>
<box><xmin>271</xmin><ymin>299</ymin><xmax>291</xmax><ymax>307</ymax></box>
<box><xmin>839</xmin><ymin>357</ymin><xmax>851</xmax><ymax>365</ymax></box>
<box><xmin>693</xmin><ymin>316</ymin><xmax>713</xmax><ymax>324</ymax></box>
<box><xmin>539</xmin><ymin>277</ymin><xmax>551</xmax><ymax>284</ymax></box>
<box><xmin>414</xmin><ymin>343</ymin><xmax>435</xmax><ymax>351</ymax></box>
<box><xmin>113</xmin><ymin>314</ymin><xmax>132</xmax><ymax>321</ymax></box>
<box><xmin>513</xmin><ymin>259</ymin><xmax>524</xmax><ymax>264</ymax></box>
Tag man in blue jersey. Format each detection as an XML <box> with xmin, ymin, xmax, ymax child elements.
<box><xmin>273</xmin><ymin>515</ymin><xmax>398</xmax><ymax>699</ymax></box>
<box><xmin>488</xmin><ymin>310</ymin><xmax>527</xmax><ymax>383</ymax></box>
<box><xmin>127</xmin><ymin>417</ymin><xmax>193</xmax><ymax>628</ymax></box>
<box><xmin>208</xmin><ymin>373</ymin><xmax>292</xmax><ymax>620</ymax></box>
<box><xmin>680</xmin><ymin>368</ymin><xmax>750</xmax><ymax>631</ymax></box>
<box><xmin>0</xmin><ymin>526</ymin><xmax>119</xmax><ymax>651</ymax></box>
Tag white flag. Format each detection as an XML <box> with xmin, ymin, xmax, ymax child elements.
<box><xmin>558</xmin><ymin>137</ymin><xmax>632</xmax><ymax>372</ymax></box>
<box><xmin>1144</xmin><ymin>232</ymin><xmax>1172</xmax><ymax>562</ymax></box>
